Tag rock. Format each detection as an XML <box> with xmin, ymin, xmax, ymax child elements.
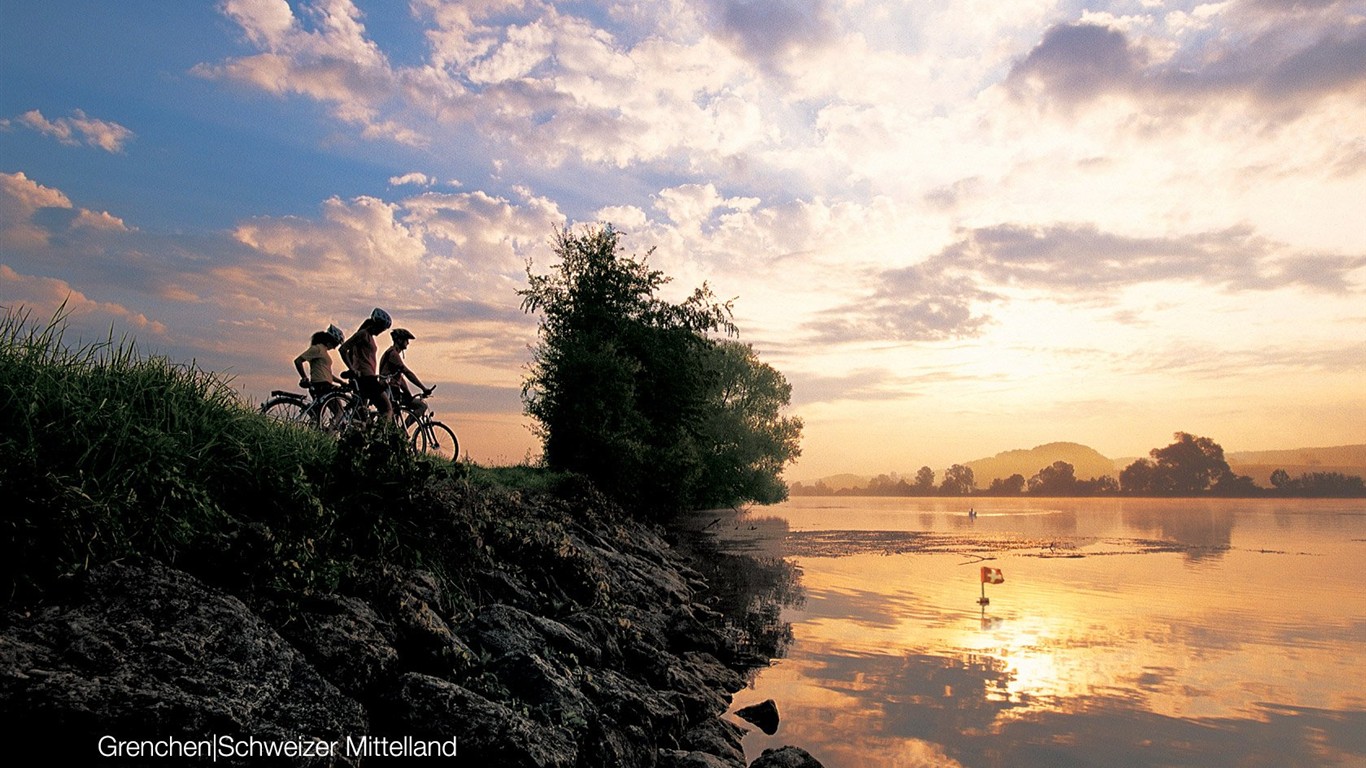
<box><xmin>682</xmin><ymin>650</ymin><xmax>747</xmax><ymax>695</ymax></box>
<box><xmin>488</xmin><ymin>650</ymin><xmax>592</xmax><ymax>728</ymax></box>
<box><xmin>469</xmin><ymin>603</ymin><xmax>601</xmax><ymax>665</ymax></box>
<box><xmin>749</xmin><ymin>745</ymin><xmax>825</xmax><ymax>768</ymax></box>
<box><xmin>386</xmin><ymin>672</ymin><xmax>576</xmax><ymax>768</ymax></box>
<box><xmin>277</xmin><ymin>594</ymin><xmax>399</xmax><ymax>698</ymax></box>
<box><xmin>735</xmin><ymin>699</ymin><xmax>780</xmax><ymax>735</ymax></box>
<box><xmin>364</xmin><ymin>567</ymin><xmax>476</xmax><ymax>675</ymax></box>
<box><xmin>579</xmin><ymin>666</ymin><xmax>685</xmax><ymax>741</ymax></box>
<box><xmin>0</xmin><ymin>561</ymin><xmax>366</xmax><ymax>763</ymax></box>
<box><xmin>660</xmin><ymin>747</ymin><xmax>747</xmax><ymax>768</ymax></box>
<box><xmin>680</xmin><ymin>716</ymin><xmax>747</xmax><ymax>765</ymax></box>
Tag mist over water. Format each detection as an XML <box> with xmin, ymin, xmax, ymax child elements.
<box><xmin>709</xmin><ymin>497</ymin><xmax>1366</xmax><ymax>767</ymax></box>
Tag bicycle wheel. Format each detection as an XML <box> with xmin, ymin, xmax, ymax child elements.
<box><xmin>261</xmin><ymin>396</ymin><xmax>307</xmax><ymax>426</ymax></box>
<box><xmin>316</xmin><ymin>391</ymin><xmax>356</xmax><ymax>434</ymax></box>
<box><xmin>412</xmin><ymin>421</ymin><xmax>459</xmax><ymax>461</ymax></box>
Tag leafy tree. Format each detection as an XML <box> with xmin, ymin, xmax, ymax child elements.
<box><xmin>1121</xmin><ymin>432</ymin><xmax>1233</xmax><ymax>495</ymax></box>
<box><xmin>1028</xmin><ymin>461</ymin><xmax>1078</xmax><ymax>495</ymax></box>
<box><xmin>1269</xmin><ymin>469</ymin><xmax>1291</xmax><ymax>489</ymax></box>
<box><xmin>1081</xmin><ymin>475</ymin><xmax>1120</xmax><ymax>494</ymax></box>
<box><xmin>940</xmin><ymin>464</ymin><xmax>975</xmax><ymax>495</ymax></box>
<box><xmin>988</xmin><ymin>473</ymin><xmax>1026</xmax><ymax>495</ymax></box>
<box><xmin>1119</xmin><ymin>457</ymin><xmax>1157</xmax><ymax>494</ymax></box>
<box><xmin>520</xmin><ymin>224</ymin><xmax>801</xmax><ymax>515</ymax></box>
<box><xmin>692</xmin><ymin>340</ymin><xmax>804</xmax><ymax>508</ymax></box>
<box><xmin>1272</xmin><ymin>471</ymin><xmax>1366</xmax><ymax>497</ymax></box>
<box><xmin>913</xmin><ymin>466</ymin><xmax>936</xmax><ymax>494</ymax></box>
<box><xmin>1150</xmin><ymin>432</ymin><xmax>1232</xmax><ymax>493</ymax></box>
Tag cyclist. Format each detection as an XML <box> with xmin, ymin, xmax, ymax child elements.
<box><xmin>380</xmin><ymin>328</ymin><xmax>434</xmax><ymax>424</ymax></box>
<box><xmin>339</xmin><ymin>308</ymin><xmax>393</xmax><ymax>419</ymax></box>
<box><xmin>294</xmin><ymin>323</ymin><xmax>345</xmax><ymax>396</ymax></box>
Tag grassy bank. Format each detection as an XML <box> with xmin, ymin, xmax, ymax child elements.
<box><xmin>0</xmin><ymin>309</ymin><xmax>585</xmax><ymax>608</ymax></box>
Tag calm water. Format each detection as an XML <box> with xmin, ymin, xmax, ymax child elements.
<box><xmin>712</xmin><ymin>497</ymin><xmax>1366</xmax><ymax>768</ymax></box>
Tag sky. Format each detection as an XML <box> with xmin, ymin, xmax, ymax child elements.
<box><xmin>2</xmin><ymin>0</ymin><xmax>1365</xmax><ymax>482</ymax></box>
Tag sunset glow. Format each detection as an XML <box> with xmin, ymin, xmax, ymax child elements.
<box><xmin>3</xmin><ymin>1</ymin><xmax>1364</xmax><ymax>475</ymax></box>
<box><xmin>724</xmin><ymin>497</ymin><xmax>1366</xmax><ymax>765</ymax></box>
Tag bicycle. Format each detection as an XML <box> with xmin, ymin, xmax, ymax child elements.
<box><xmin>261</xmin><ymin>374</ymin><xmax>460</xmax><ymax>461</ymax></box>
<box><xmin>397</xmin><ymin>387</ymin><xmax>460</xmax><ymax>461</ymax></box>
<box><xmin>260</xmin><ymin>382</ymin><xmax>352</xmax><ymax>433</ymax></box>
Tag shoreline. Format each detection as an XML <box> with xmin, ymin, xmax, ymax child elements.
<box><xmin>1</xmin><ymin>485</ymin><xmax>820</xmax><ymax>767</ymax></box>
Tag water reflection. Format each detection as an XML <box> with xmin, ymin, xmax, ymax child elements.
<box><xmin>1121</xmin><ymin>503</ymin><xmax>1233</xmax><ymax>562</ymax></box>
<box><xmin>715</xmin><ymin>497</ymin><xmax>1366</xmax><ymax>767</ymax></box>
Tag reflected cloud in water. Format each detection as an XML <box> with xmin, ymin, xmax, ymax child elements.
<box><xmin>718</xmin><ymin>498</ymin><xmax>1366</xmax><ymax>767</ymax></box>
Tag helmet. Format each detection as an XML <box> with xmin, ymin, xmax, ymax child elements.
<box><xmin>326</xmin><ymin>324</ymin><xmax>345</xmax><ymax>345</ymax></box>
<box><xmin>369</xmin><ymin>307</ymin><xmax>392</xmax><ymax>329</ymax></box>
<box><xmin>390</xmin><ymin>328</ymin><xmax>415</xmax><ymax>341</ymax></box>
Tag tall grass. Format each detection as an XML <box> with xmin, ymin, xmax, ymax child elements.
<box><xmin>0</xmin><ymin>306</ymin><xmax>338</xmax><ymax>599</ymax></box>
<box><xmin>0</xmin><ymin>306</ymin><xmax>615</xmax><ymax>615</ymax></box>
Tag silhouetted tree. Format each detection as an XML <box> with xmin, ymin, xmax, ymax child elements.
<box><xmin>1121</xmin><ymin>432</ymin><xmax>1232</xmax><ymax>495</ymax></box>
<box><xmin>913</xmin><ymin>466</ymin><xmax>935</xmax><ymax>495</ymax></box>
<box><xmin>1028</xmin><ymin>461</ymin><xmax>1078</xmax><ymax>495</ymax></box>
<box><xmin>1080</xmin><ymin>475</ymin><xmax>1120</xmax><ymax>494</ymax></box>
<box><xmin>988</xmin><ymin>473</ymin><xmax>1026</xmax><ymax>495</ymax></box>
<box><xmin>1272</xmin><ymin>471</ymin><xmax>1366</xmax><ymax>497</ymax></box>
<box><xmin>521</xmin><ymin>224</ymin><xmax>801</xmax><ymax>515</ymax></box>
<box><xmin>940</xmin><ymin>464</ymin><xmax>975</xmax><ymax>495</ymax></box>
<box><xmin>1120</xmin><ymin>458</ymin><xmax>1157</xmax><ymax>494</ymax></box>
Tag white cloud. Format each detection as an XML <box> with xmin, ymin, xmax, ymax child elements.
<box><xmin>389</xmin><ymin>172</ymin><xmax>436</xmax><ymax>187</ymax></box>
<box><xmin>7</xmin><ymin>109</ymin><xmax>134</xmax><ymax>152</ymax></box>
<box><xmin>0</xmin><ymin>172</ymin><xmax>129</xmax><ymax>249</ymax></box>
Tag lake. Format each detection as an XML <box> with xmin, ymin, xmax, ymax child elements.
<box><xmin>705</xmin><ymin>496</ymin><xmax>1366</xmax><ymax>767</ymax></box>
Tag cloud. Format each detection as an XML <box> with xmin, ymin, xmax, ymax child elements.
<box><xmin>809</xmin><ymin>221</ymin><xmax>1366</xmax><ymax>344</ymax></box>
<box><xmin>953</xmin><ymin>223</ymin><xmax>1366</xmax><ymax>293</ymax></box>
<box><xmin>0</xmin><ymin>172</ymin><xmax>129</xmax><ymax>249</ymax></box>
<box><xmin>707</xmin><ymin>0</ymin><xmax>841</xmax><ymax>69</ymax></box>
<box><xmin>1007</xmin><ymin>6</ymin><xmax>1366</xmax><ymax>117</ymax></box>
<box><xmin>811</xmin><ymin>261</ymin><xmax>998</xmax><ymax>344</ymax></box>
<box><xmin>0</xmin><ymin>265</ymin><xmax>168</xmax><ymax>336</ymax></box>
<box><xmin>5</xmin><ymin>109</ymin><xmax>134</xmax><ymax>152</ymax></box>
<box><xmin>196</xmin><ymin>0</ymin><xmax>422</xmax><ymax>144</ymax></box>
<box><xmin>389</xmin><ymin>172</ymin><xmax>437</xmax><ymax>187</ymax></box>
<box><xmin>1006</xmin><ymin>23</ymin><xmax>1142</xmax><ymax>104</ymax></box>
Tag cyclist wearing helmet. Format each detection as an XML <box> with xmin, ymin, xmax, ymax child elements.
<box><xmin>339</xmin><ymin>308</ymin><xmax>394</xmax><ymax>418</ymax></box>
<box><xmin>380</xmin><ymin>328</ymin><xmax>433</xmax><ymax>422</ymax></box>
<box><xmin>294</xmin><ymin>323</ymin><xmax>345</xmax><ymax>397</ymax></box>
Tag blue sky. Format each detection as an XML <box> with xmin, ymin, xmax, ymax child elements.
<box><xmin>3</xmin><ymin>0</ymin><xmax>1365</xmax><ymax>478</ymax></box>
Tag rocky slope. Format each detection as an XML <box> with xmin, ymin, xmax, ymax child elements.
<box><xmin>1</xmin><ymin>483</ymin><xmax>821</xmax><ymax>767</ymax></box>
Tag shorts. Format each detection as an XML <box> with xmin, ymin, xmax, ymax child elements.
<box><xmin>357</xmin><ymin>375</ymin><xmax>392</xmax><ymax>414</ymax></box>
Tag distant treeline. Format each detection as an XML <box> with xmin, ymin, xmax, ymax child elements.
<box><xmin>792</xmin><ymin>432</ymin><xmax>1366</xmax><ymax>498</ymax></box>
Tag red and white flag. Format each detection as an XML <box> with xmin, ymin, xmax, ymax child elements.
<box><xmin>980</xmin><ymin>566</ymin><xmax>1004</xmax><ymax>584</ymax></box>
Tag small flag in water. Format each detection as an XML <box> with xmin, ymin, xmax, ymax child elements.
<box><xmin>980</xmin><ymin>566</ymin><xmax>1004</xmax><ymax>584</ymax></box>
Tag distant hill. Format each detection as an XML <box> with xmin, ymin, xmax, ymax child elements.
<box><xmin>794</xmin><ymin>442</ymin><xmax>1366</xmax><ymax>493</ymax></box>
<box><xmin>1226</xmin><ymin>444</ymin><xmax>1366</xmax><ymax>486</ymax></box>
<box><xmin>965</xmin><ymin>442</ymin><xmax>1116</xmax><ymax>486</ymax></box>
<box><xmin>810</xmin><ymin>473</ymin><xmax>871</xmax><ymax>491</ymax></box>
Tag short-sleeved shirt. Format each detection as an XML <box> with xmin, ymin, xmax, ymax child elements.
<box><xmin>380</xmin><ymin>346</ymin><xmax>415</xmax><ymax>397</ymax></box>
<box><xmin>380</xmin><ymin>347</ymin><xmax>411</xmax><ymax>379</ymax></box>
<box><xmin>298</xmin><ymin>343</ymin><xmax>335</xmax><ymax>384</ymax></box>
<box><xmin>341</xmin><ymin>330</ymin><xmax>378</xmax><ymax>377</ymax></box>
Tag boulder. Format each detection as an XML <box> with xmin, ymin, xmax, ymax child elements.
<box><xmin>386</xmin><ymin>672</ymin><xmax>576</xmax><ymax>768</ymax></box>
<box><xmin>0</xmin><ymin>562</ymin><xmax>366</xmax><ymax>763</ymax></box>
<box><xmin>749</xmin><ymin>745</ymin><xmax>825</xmax><ymax>768</ymax></box>
<box><xmin>735</xmin><ymin>699</ymin><xmax>780</xmax><ymax>735</ymax></box>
